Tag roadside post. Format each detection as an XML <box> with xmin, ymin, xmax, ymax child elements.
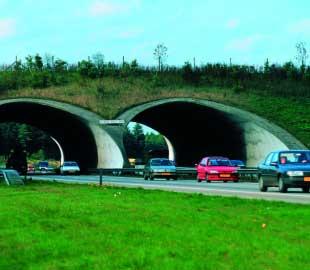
<box><xmin>99</xmin><ymin>168</ymin><xmax>103</xmax><ymax>186</ymax></box>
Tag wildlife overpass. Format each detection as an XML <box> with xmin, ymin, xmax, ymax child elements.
<box><xmin>0</xmin><ymin>98</ymin><xmax>306</xmax><ymax>169</ymax></box>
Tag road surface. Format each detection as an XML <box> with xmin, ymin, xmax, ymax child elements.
<box><xmin>31</xmin><ymin>175</ymin><xmax>310</xmax><ymax>204</ymax></box>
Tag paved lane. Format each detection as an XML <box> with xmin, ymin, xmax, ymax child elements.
<box><xmin>31</xmin><ymin>175</ymin><xmax>310</xmax><ymax>204</ymax></box>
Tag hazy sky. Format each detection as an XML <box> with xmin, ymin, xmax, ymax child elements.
<box><xmin>1</xmin><ymin>0</ymin><xmax>309</xmax><ymax>66</ymax></box>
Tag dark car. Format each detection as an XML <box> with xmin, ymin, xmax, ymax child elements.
<box><xmin>258</xmin><ymin>150</ymin><xmax>310</xmax><ymax>193</ymax></box>
<box><xmin>144</xmin><ymin>158</ymin><xmax>177</xmax><ymax>180</ymax></box>
<box><xmin>36</xmin><ymin>161</ymin><xmax>55</xmax><ymax>174</ymax></box>
<box><xmin>230</xmin><ymin>160</ymin><xmax>245</xmax><ymax>168</ymax></box>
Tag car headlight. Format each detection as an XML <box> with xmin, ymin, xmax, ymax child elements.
<box><xmin>209</xmin><ymin>170</ymin><xmax>219</xmax><ymax>174</ymax></box>
<box><xmin>287</xmin><ymin>171</ymin><xmax>304</xmax><ymax>177</ymax></box>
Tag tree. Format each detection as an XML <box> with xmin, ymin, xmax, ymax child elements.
<box><xmin>153</xmin><ymin>43</ymin><xmax>168</xmax><ymax>72</ymax></box>
<box><xmin>295</xmin><ymin>42</ymin><xmax>308</xmax><ymax>67</ymax></box>
<box><xmin>132</xmin><ymin>123</ymin><xmax>145</xmax><ymax>160</ymax></box>
<box><xmin>34</xmin><ymin>54</ymin><xmax>43</xmax><ymax>71</ymax></box>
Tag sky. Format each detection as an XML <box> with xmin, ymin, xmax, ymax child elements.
<box><xmin>0</xmin><ymin>0</ymin><xmax>309</xmax><ymax>66</ymax></box>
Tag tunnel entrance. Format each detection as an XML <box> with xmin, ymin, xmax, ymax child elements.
<box><xmin>0</xmin><ymin>102</ymin><xmax>98</xmax><ymax>172</ymax></box>
<box><xmin>124</xmin><ymin>122</ymin><xmax>170</xmax><ymax>165</ymax></box>
<box><xmin>131</xmin><ymin>102</ymin><xmax>246</xmax><ymax>166</ymax></box>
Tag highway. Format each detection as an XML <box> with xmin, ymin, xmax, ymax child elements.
<box><xmin>31</xmin><ymin>174</ymin><xmax>310</xmax><ymax>204</ymax></box>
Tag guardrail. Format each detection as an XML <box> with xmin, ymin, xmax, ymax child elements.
<box><xmin>237</xmin><ymin>168</ymin><xmax>259</xmax><ymax>182</ymax></box>
<box><xmin>88</xmin><ymin>167</ymin><xmax>260</xmax><ymax>185</ymax></box>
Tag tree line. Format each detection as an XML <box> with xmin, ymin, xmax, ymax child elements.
<box><xmin>0</xmin><ymin>122</ymin><xmax>59</xmax><ymax>164</ymax></box>
<box><xmin>124</xmin><ymin>123</ymin><xmax>167</xmax><ymax>162</ymax></box>
<box><xmin>0</xmin><ymin>42</ymin><xmax>309</xmax><ymax>97</ymax></box>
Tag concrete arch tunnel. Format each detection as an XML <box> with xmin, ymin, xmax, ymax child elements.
<box><xmin>0</xmin><ymin>98</ymin><xmax>124</xmax><ymax>171</ymax></box>
<box><xmin>118</xmin><ymin>98</ymin><xmax>307</xmax><ymax>167</ymax></box>
<box><xmin>0</xmin><ymin>97</ymin><xmax>306</xmax><ymax>170</ymax></box>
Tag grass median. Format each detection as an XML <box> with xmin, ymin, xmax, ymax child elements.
<box><xmin>0</xmin><ymin>182</ymin><xmax>309</xmax><ymax>270</ymax></box>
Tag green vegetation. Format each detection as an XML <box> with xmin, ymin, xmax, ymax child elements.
<box><xmin>124</xmin><ymin>123</ymin><xmax>167</xmax><ymax>162</ymax></box>
<box><xmin>0</xmin><ymin>122</ymin><xmax>59</xmax><ymax>166</ymax></box>
<box><xmin>0</xmin><ymin>182</ymin><xmax>309</xmax><ymax>269</ymax></box>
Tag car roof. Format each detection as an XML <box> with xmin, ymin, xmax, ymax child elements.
<box><xmin>0</xmin><ymin>169</ymin><xmax>19</xmax><ymax>173</ymax></box>
<box><xmin>271</xmin><ymin>150</ymin><xmax>310</xmax><ymax>154</ymax></box>
<box><xmin>204</xmin><ymin>156</ymin><xmax>229</xmax><ymax>159</ymax></box>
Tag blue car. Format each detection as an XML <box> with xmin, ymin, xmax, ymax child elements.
<box><xmin>258</xmin><ymin>150</ymin><xmax>310</xmax><ymax>193</ymax></box>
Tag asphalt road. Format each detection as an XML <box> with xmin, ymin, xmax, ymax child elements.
<box><xmin>31</xmin><ymin>175</ymin><xmax>310</xmax><ymax>204</ymax></box>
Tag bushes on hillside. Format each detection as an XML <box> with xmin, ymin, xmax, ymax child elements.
<box><xmin>0</xmin><ymin>53</ymin><xmax>309</xmax><ymax>97</ymax></box>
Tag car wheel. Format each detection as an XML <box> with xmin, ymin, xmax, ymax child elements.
<box><xmin>233</xmin><ymin>180</ymin><xmax>239</xmax><ymax>183</ymax></box>
<box><xmin>302</xmin><ymin>186</ymin><xmax>310</xmax><ymax>193</ymax></box>
<box><xmin>173</xmin><ymin>176</ymin><xmax>178</xmax><ymax>180</ymax></box>
<box><xmin>144</xmin><ymin>173</ymin><xmax>148</xmax><ymax>180</ymax></box>
<box><xmin>258</xmin><ymin>176</ymin><xmax>267</xmax><ymax>192</ymax></box>
<box><xmin>197</xmin><ymin>176</ymin><xmax>202</xmax><ymax>183</ymax></box>
<box><xmin>207</xmin><ymin>180</ymin><xmax>211</xmax><ymax>183</ymax></box>
<box><xmin>149</xmin><ymin>175</ymin><xmax>154</xmax><ymax>180</ymax></box>
<box><xmin>278</xmin><ymin>176</ymin><xmax>287</xmax><ymax>193</ymax></box>
<box><xmin>223</xmin><ymin>180</ymin><xmax>228</xmax><ymax>183</ymax></box>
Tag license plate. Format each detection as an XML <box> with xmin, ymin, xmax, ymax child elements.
<box><xmin>304</xmin><ymin>177</ymin><xmax>310</xmax><ymax>182</ymax></box>
<box><xmin>220</xmin><ymin>174</ymin><xmax>230</xmax><ymax>178</ymax></box>
<box><xmin>161</xmin><ymin>172</ymin><xmax>171</xmax><ymax>176</ymax></box>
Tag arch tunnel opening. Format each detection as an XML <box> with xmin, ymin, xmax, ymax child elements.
<box><xmin>124</xmin><ymin>122</ymin><xmax>170</xmax><ymax>164</ymax></box>
<box><xmin>0</xmin><ymin>102</ymin><xmax>98</xmax><ymax>172</ymax></box>
<box><xmin>130</xmin><ymin>102</ymin><xmax>247</xmax><ymax>166</ymax></box>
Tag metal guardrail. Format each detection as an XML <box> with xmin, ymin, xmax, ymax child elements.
<box><xmin>88</xmin><ymin>167</ymin><xmax>259</xmax><ymax>182</ymax></box>
<box><xmin>237</xmin><ymin>167</ymin><xmax>259</xmax><ymax>182</ymax></box>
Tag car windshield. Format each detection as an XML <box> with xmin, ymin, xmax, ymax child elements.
<box><xmin>231</xmin><ymin>160</ymin><xmax>244</xmax><ymax>166</ymax></box>
<box><xmin>151</xmin><ymin>159</ymin><xmax>173</xmax><ymax>166</ymax></box>
<box><xmin>64</xmin><ymin>162</ymin><xmax>78</xmax><ymax>166</ymax></box>
<box><xmin>39</xmin><ymin>162</ymin><xmax>48</xmax><ymax>167</ymax></box>
<box><xmin>279</xmin><ymin>151</ymin><xmax>310</xmax><ymax>164</ymax></box>
<box><xmin>208</xmin><ymin>159</ymin><xmax>232</xmax><ymax>166</ymax></box>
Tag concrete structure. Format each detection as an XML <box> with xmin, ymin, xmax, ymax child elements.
<box><xmin>0</xmin><ymin>97</ymin><xmax>306</xmax><ymax>169</ymax></box>
<box><xmin>117</xmin><ymin>98</ymin><xmax>306</xmax><ymax>167</ymax></box>
<box><xmin>0</xmin><ymin>98</ymin><xmax>124</xmax><ymax>170</ymax></box>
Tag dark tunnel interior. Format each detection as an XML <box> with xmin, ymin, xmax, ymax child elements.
<box><xmin>0</xmin><ymin>102</ymin><xmax>98</xmax><ymax>171</ymax></box>
<box><xmin>132</xmin><ymin>102</ymin><xmax>246</xmax><ymax>166</ymax></box>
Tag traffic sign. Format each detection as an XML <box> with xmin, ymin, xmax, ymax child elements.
<box><xmin>99</xmin><ymin>120</ymin><xmax>125</xmax><ymax>125</ymax></box>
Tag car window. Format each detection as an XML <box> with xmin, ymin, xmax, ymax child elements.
<box><xmin>231</xmin><ymin>160</ymin><xmax>244</xmax><ymax>166</ymax></box>
<box><xmin>39</xmin><ymin>162</ymin><xmax>48</xmax><ymax>167</ymax></box>
<box><xmin>279</xmin><ymin>151</ymin><xmax>310</xmax><ymax>164</ymax></box>
<box><xmin>264</xmin><ymin>153</ymin><xmax>274</xmax><ymax>165</ymax></box>
<box><xmin>271</xmin><ymin>153</ymin><xmax>279</xmax><ymax>163</ymax></box>
<box><xmin>208</xmin><ymin>159</ymin><xmax>232</xmax><ymax>166</ymax></box>
<box><xmin>64</xmin><ymin>162</ymin><xmax>78</xmax><ymax>166</ymax></box>
<box><xmin>200</xmin><ymin>158</ymin><xmax>207</xmax><ymax>166</ymax></box>
<box><xmin>151</xmin><ymin>159</ymin><xmax>173</xmax><ymax>166</ymax></box>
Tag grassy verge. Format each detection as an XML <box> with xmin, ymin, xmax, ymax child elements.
<box><xmin>0</xmin><ymin>182</ymin><xmax>309</xmax><ymax>270</ymax></box>
<box><xmin>1</xmin><ymin>78</ymin><xmax>309</xmax><ymax>147</ymax></box>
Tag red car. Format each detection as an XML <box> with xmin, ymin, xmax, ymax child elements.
<box><xmin>196</xmin><ymin>156</ymin><xmax>239</xmax><ymax>183</ymax></box>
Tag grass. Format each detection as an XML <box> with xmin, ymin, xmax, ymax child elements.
<box><xmin>0</xmin><ymin>182</ymin><xmax>309</xmax><ymax>270</ymax></box>
<box><xmin>1</xmin><ymin>77</ymin><xmax>309</xmax><ymax>148</ymax></box>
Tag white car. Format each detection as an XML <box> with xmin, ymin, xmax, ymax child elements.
<box><xmin>60</xmin><ymin>161</ymin><xmax>80</xmax><ymax>175</ymax></box>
